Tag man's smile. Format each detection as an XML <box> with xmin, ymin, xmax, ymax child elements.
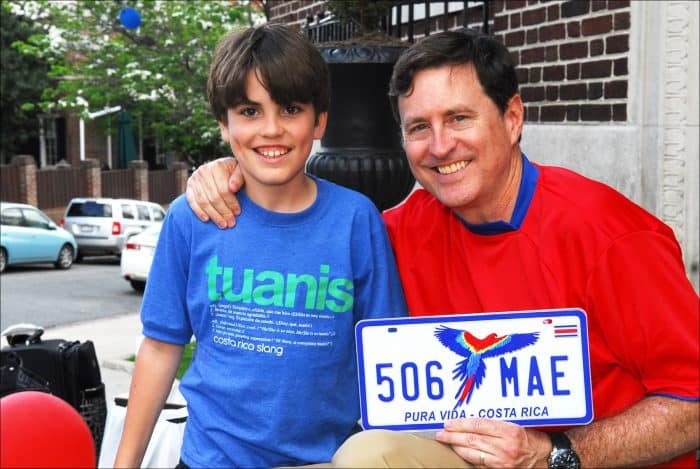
<box><xmin>436</xmin><ymin>160</ymin><xmax>469</xmax><ymax>175</ymax></box>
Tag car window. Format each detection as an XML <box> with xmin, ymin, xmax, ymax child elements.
<box><xmin>121</xmin><ymin>204</ymin><xmax>135</xmax><ymax>220</ymax></box>
<box><xmin>136</xmin><ymin>204</ymin><xmax>150</xmax><ymax>221</ymax></box>
<box><xmin>22</xmin><ymin>208</ymin><xmax>51</xmax><ymax>229</ymax></box>
<box><xmin>150</xmin><ymin>206</ymin><xmax>165</xmax><ymax>221</ymax></box>
<box><xmin>67</xmin><ymin>201</ymin><xmax>112</xmax><ymax>217</ymax></box>
<box><xmin>1</xmin><ymin>208</ymin><xmax>23</xmax><ymax>226</ymax></box>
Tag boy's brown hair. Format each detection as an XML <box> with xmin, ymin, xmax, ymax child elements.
<box><xmin>207</xmin><ymin>24</ymin><xmax>330</xmax><ymax>124</ymax></box>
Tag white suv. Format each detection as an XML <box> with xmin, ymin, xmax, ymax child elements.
<box><xmin>61</xmin><ymin>198</ymin><xmax>166</xmax><ymax>260</ymax></box>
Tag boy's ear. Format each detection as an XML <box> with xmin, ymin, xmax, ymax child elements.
<box><xmin>218</xmin><ymin>120</ymin><xmax>230</xmax><ymax>143</ymax></box>
<box><xmin>313</xmin><ymin>112</ymin><xmax>328</xmax><ymax>139</ymax></box>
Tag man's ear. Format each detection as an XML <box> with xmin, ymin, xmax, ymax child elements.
<box><xmin>504</xmin><ymin>94</ymin><xmax>524</xmax><ymax>145</ymax></box>
<box><xmin>313</xmin><ymin>111</ymin><xmax>328</xmax><ymax>140</ymax></box>
<box><xmin>219</xmin><ymin>120</ymin><xmax>230</xmax><ymax>143</ymax></box>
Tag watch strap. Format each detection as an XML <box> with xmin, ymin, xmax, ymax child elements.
<box><xmin>550</xmin><ymin>432</ymin><xmax>573</xmax><ymax>451</ymax></box>
<box><xmin>548</xmin><ymin>432</ymin><xmax>580</xmax><ymax>469</ymax></box>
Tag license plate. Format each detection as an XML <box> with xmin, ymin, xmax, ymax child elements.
<box><xmin>356</xmin><ymin>308</ymin><xmax>593</xmax><ymax>431</ymax></box>
<box><xmin>79</xmin><ymin>224</ymin><xmax>96</xmax><ymax>233</ymax></box>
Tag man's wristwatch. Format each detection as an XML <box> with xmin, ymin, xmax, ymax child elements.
<box><xmin>548</xmin><ymin>432</ymin><xmax>581</xmax><ymax>469</ymax></box>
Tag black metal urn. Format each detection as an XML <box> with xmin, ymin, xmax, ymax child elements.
<box><xmin>307</xmin><ymin>45</ymin><xmax>415</xmax><ymax>211</ymax></box>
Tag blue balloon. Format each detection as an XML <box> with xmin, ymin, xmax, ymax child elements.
<box><xmin>119</xmin><ymin>7</ymin><xmax>141</xmax><ymax>29</ymax></box>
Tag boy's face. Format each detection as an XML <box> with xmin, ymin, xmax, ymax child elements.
<box><xmin>219</xmin><ymin>71</ymin><xmax>327</xmax><ymax>196</ymax></box>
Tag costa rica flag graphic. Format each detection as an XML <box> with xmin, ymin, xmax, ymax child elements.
<box><xmin>553</xmin><ymin>323</ymin><xmax>579</xmax><ymax>337</ymax></box>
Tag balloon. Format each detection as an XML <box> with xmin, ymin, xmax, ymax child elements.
<box><xmin>119</xmin><ymin>7</ymin><xmax>142</xmax><ymax>29</ymax></box>
<box><xmin>0</xmin><ymin>391</ymin><xmax>95</xmax><ymax>468</ymax></box>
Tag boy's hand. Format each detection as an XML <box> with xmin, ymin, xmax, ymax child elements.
<box><xmin>186</xmin><ymin>157</ymin><xmax>243</xmax><ymax>228</ymax></box>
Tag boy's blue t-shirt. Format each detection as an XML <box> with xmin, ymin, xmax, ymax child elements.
<box><xmin>141</xmin><ymin>175</ymin><xmax>407</xmax><ymax>468</ymax></box>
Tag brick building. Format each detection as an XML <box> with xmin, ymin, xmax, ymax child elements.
<box><xmin>266</xmin><ymin>0</ymin><xmax>699</xmax><ymax>291</ymax></box>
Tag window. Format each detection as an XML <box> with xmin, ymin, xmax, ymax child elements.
<box><xmin>67</xmin><ymin>201</ymin><xmax>112</xmax><ymax>217</ymax></box>
<box><xmin>39</xmin><ymin>115</ymin><xmax>66</xmax><ymax>167</ymax></box>
<box><xmin>136</xmin><ymin>204</ymin><xmax>151</xmax><ymax>221</ymax></box>
<box><xmin>22</xmin><ymin>208</ymin><xmax>51</xmax><ymax>229</ymax></box>
<box><xmin>44</xmin><ymin>118</ymin><xmax>59</xmax><ymax>166</ymax></box>
<box><xmin>150</xmin><ymin>206</ymin><xmax>165</xmax><ymax>221</ymax></box>
<box><xmin>1</xmin><ymin>208</ymin><xmax>23</xmax><ymax>226</ymax></box>
<box><xmin>121</xmin><ymin>204</ymin><xmax>135</xmax><ymax>220</ymax></box>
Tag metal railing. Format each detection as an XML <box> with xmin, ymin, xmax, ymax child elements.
<box><xmin>304</xmin><ymin>1</ymin><xmax>489</xmax><ymax>44</ymax></box>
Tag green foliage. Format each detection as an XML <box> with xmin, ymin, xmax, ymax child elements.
<box><xmin>176</xmin><ymin>341</ymin><xmax>196</xmax><ymax>380</ymax></box>
<box><xmin>12</xmin><ymin>0</ymin><xmax>254</xmax><ymax>165</ymax></box>
<box><xmin>1</xmin><ymin>2</ymin><xmax>51</xmax><ymax>162</ymax></box>
<box><xmin>126</xmin><ymin>341</ymin><xmax>195</xmax><ymax>381</ymax></box>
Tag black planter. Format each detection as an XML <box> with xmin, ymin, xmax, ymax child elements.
<box><xmin>307</xmin><ymin>45</ymin><xmax>415</xmax><ymax>211</ymax></box>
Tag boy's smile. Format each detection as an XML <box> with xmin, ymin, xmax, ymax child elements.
<box><xmin>219</xmin><ymin>71</ymin><xmax>327</xmax><ymax>212</ymax></box>
<box><xmin>257</xmin><ymin>146</ymin><xmax>291</xmax><ymax>159</ymax></box>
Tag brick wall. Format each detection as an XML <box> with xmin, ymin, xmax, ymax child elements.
<box><xmin>267</xmin><ymin>0</ymin><xmax>326</xmax><ymax>31</ymax></box>
<box><xmin>268</xmin><ymin>0</ymin><xmax>631</xmax><ymax>124</ymax></box>
<box><xmin>491</xmin><ymin>0</ymin><xmax>631</xmax><ymax>123</ymax></box>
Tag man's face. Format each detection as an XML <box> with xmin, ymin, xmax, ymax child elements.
<box><xmin>397</xmin><ymin>64</ymin><xmax>523</xmax><ymax>224</ymax></box>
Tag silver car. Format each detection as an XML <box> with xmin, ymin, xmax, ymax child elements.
<box><xmin>61</xmin><ymin>198</ymin><xmax>166</xmax><ymax>260</ymax></box>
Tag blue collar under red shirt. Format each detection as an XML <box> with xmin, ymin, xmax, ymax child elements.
<box><xmin>458</xmin><ymin>153</ymin><xmax>539</xmax><ymax>235</ymax></box>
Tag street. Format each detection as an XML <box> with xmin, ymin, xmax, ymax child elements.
<box><xmin>0</xmin><ymin>257</ymin><xmax>143</xmax><ymax>330</ymax></box>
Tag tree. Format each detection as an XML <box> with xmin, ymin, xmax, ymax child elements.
<box><xmin>12</xmin><ymin>0</ymin><xmax>256</xmax><ymax>166</ymax></box>
<box><xmin>0</xmin><ymin>2</ymin><xmax>51</xmax><ymax>163</ymax></box>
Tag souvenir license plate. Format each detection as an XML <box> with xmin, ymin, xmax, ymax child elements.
<box><xmin>356</xmin><ymin>308</ymin><xmax>593</xmax><ymax>431</ymax></box>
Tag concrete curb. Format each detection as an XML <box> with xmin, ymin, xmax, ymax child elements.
<box><xmin>102</xmin><ymin>358</ymin><xmax>135</xmax><ymax>374</ymax></box>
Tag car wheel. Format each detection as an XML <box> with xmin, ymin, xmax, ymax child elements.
<box><xmin>130</xmin><ymin>280</ymin><xmax>146</xmax><ymax>292</ymax></box>
<box><xmin>54</xmin><ymin>244</ymin><xmax>74</xmax><ymax>270</ymax></box>
<box><xmin>0</xmin><ymin>248</ymin><xmax>6</xmax><ymax>273</ymax></box>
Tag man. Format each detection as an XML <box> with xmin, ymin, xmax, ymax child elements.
<box><xmin>186</xmin><ymin>29</ymin><xmax>699</xmax><ymax>468</ymax></box>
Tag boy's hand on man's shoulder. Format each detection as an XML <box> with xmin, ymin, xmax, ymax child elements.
<box><xmin>186</xmin><ymin>157</ymin><xmax>243</xmax><ymax>229</ymax></box>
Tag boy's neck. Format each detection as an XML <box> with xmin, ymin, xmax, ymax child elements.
<box><xmin>245</xmin><ymin>174</ymin><xmax>318</xmax><ymax>213</ymax></box>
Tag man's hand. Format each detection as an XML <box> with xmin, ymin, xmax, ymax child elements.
<box><xmin>185</xmin><ymin>157</ymin><xmax>243</xmax><ymax>228</ymax></box>
<box><xmin>435</xmin><ymin>418</ymin><xmax>551</xmax><ymax>468</ymax></box>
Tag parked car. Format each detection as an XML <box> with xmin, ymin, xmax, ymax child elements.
<box><xmin>120</xmin><ymin>222</ymin><xmax>162</xmax><ymax>292</ymax></box>
<box><xmin>61</xmin><ymin>198</ymin><xmax>166</xmax><ymax>260</ymax></box>
<box><xmin>0</xmin><ymin>202</ymin><xmax>77</xmax><ymax>273</ymax></box>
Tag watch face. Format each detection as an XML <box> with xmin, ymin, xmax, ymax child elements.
<box><xmin>550</xmin><ymin>449</ymin><xmax>581</xmax><ymax>469</ymax></box>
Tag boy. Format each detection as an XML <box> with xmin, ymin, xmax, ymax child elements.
<box><xmin>114</xmin><ymin>24</ymin><xmax>407</xmax><ymax>468</ymax></box>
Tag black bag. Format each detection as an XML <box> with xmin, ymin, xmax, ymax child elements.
<box><xmin>1</xmin><ymin>324</ymin><xmax>107</xmax><ymax>459</ymax></box>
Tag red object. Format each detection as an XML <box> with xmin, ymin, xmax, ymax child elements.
<box><xmin>112</xmin><ymin>221</ymin><xmax>121</xmax><ymax>235</ymax></box>
<box><xmin>0</xmin><ymin>391</ymin><xmax>95</xmax><ymax>468</ymax></box>
<box><xmin>125</xmin><ymin>242</ymin><xmax>140</xmax><ymax>250</ymax></box>
<box><xmin>383</xmin><ymin>163</ymin><xmax>699</xmax><ymax>468</ymax></box>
